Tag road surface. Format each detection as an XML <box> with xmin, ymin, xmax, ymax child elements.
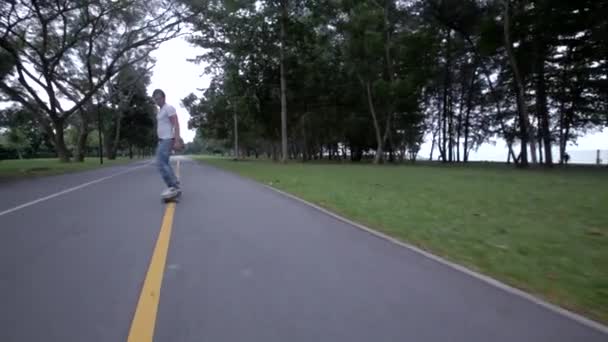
<box><xmin>0</xmin><ymin>157</ymin><xmax>606</xmax><ymax>341</ymax></box>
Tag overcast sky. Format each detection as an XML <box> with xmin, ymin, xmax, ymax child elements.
<box><xmin>149</xmin><ymin>36</ymin><xmax>608</xmax><ymax>163</ymax></box>
<box><xmin>149</xmin><ymin>35</ymin><xmax>210</xmax><ymax>142</ymax></box>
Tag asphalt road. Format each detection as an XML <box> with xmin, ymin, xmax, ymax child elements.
<box><xmin>0</xmin><ymin>157</ymin><xmax>606</xmax><ymax>342</ymax></box>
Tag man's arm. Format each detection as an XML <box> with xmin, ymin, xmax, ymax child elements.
<box><xmin>169</xmin><ymin>111</ymin><xmax>183</xmax><ymax>149</ymax></box>
<box><xmin>170</xmin><ymin>114</ymin><xmax>181</xmax><ymax>140</ymax></box>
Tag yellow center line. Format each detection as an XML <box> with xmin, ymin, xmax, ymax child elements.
<box><xmin>127</xmin><ymin>159</ymin><xmax>181</xmax><ymax>342</ymax></box>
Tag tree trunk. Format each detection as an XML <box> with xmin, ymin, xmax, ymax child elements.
<box><xmin>104</xmin><ymin>83</ymin><xmax>121</xmax><ymax>161</ymax></box>
<box><xmin>463</xmin><ymin>64</ymin><xmax>477</xmax><ymax>163</ymax></box>
<box><xmin>382</xmin><ymin>116</ymin><xmax>392</xmax><ymax>158</ymax></box>
<box><xmin>534</xmin><ymin>41</ymin><xmax>552</xmax><ymax>166</ymax></box>
<box><xmin>75</xmin><ymin>118</ymin><xmax>89</xmax><ymax>162</ymax></box>
<box><xmin>97</xmin><ymin>104</ymin><xmax>104</xmax><ymax>164</ymax></box>
<box><xmin>432</xmin><ymin>96</ymin><xmax>442</xmax><ymax>161</ymax></box>
<box><xmin>448</xmin><ymin>94</ymin><xmax>454</xmax><ymax>162</ymax></box>
<box><xmin>279</xmin><ymin>0</ymin><xmax>288</xmax><ymax>163</ymax></box>
<box><xmin>382</xmin><ymin>1</ymin><xmax>395</xmax><ymax>163</ymax></box>
<box><xmin>557</xmin><ymin>46</ymin><xmax>572</xmax><ymax>165</ymax></box>
<box><xmin>233</xmin><ymin>105</ymin><xmax>239</xmax><ymax>160</ymax></box>
<box><xmin>529</xmin><ymin>124</ymin><xmax>538</xmax><ymax>164</ymax></box>
<box><xmin>351</xmin><ymin>144</ymin><xmax>363</xmax><ymax>162</ymax></box>
<box><xmin>366</xmin><ymin>81</ymin><xmax>383</xmax><ymax>164</ymax></box>
<box><xmin>382</xmin><ymin>118</ymin><xmax>394</xmax><ymax>162</ymax></box>
<box><xmin>52</xmin><ymin>120</ymin><xmax>70</xmax><ymax>162</ymax></box>
<box><xmin>103</xmin><ymin>115</ymin><xmax>119</xmax><ymax>160</ymax></box>
<box><xmin>560</xmin><ymin>108</ymin><xmax>573</xmax><ymax>164</ymax></box>
<box><xmin>104</xmin><ymin>143</ymin><xmax>110</xmax><ymax>160</ymax></box>
<box><xmin>104</xmin><ymin>131</ymin><xmax>113</xmax><ymax>160</ymax></box>
<box><xmin>463</xmin><ymin>116</ymin><xmax>469</xmax><ymax>163</ymax></box>
<box><xmin>537</xmin><ymin>114</ymin><xmax>543</xmax><ymax>164</ymax></box>
<box><xmin>456</xmin><ymin>112</ymin><xmax>462</xmax><ymax>163</ymax></box>
<box><xmin>442</xmin><ymin>29</ymin><xmax>452</xmax><ymax>163</ymax></box>
<box><xmin>272</xmin><ymin>142</ymin><xmax>278</xmax><ymax>161</ymax></box>
<box><xmin>538</xmin><ymin>132</ymin><xmax>544</xmax><ymax>164</ymax></box>
<box><xmin>430</xmin><ymin>125</ymin><xmax>437</xmax><ymax>161</ymax></box>
<box><xmin>559</xmin><ymin>105</ymin><xmax>565</xmax><ymax>164</ymax></box>
<box><xmin>456</xmin><ymin>73</ymin><xmax>466</xmax><ymax>163</ymax></box>
<box><xmin>290</xmin><ymin>142</ymin><xmax>297</xmax><ymax>160</ymax></box>
<box><xmin>110</xmin><ymin>113</ymin><xmax>122</xmax><ymax>160</ymax></box>
<box><xmin>503</xmin><ymin>0</ymin><xmax>529</xmax><ymax>167</ymax></box>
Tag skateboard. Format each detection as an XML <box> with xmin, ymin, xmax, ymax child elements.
<box><xmin>162</xmin><ymin>190</ymin><xmax>182</xmax><ymax>203</ymax></box>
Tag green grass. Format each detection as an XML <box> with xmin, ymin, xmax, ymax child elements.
<box><xmin>0</xmin><ymin>157</ymin><xmax>138</xmax><ymax>180</ymax></box>
<box><xmin>196</xmin><ymin>156</ymin><xmax>608</xmax><ymax>324</ymax></box>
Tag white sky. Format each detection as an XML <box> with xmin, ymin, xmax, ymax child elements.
<box><xmin>417</xmin><ymin>129</ymin><xmax>608</xmax><ymax>163</ymax></box>
<box><xmin>149</xmin><ymin>37</ymin><xmax>608</xmax><ymax>162</ymax></box>
<box><xmin>149</xmin><ymin>36</ymin><xmax>211</xmax><ymax>142</ymax></box>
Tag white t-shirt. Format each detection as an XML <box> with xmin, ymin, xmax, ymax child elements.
<box><xmin>157</xmin><ymin>103</ymin><xmax>177</xmax><ymax>139</ymax></box>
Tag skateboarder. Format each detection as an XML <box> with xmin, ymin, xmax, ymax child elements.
<box><xmin>153</xmin><ymin>89</ymin><xmax>183</xmax><ymax>199</ymax></box>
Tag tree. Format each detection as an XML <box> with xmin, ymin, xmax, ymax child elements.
<box><xmin>118</xmin><ymin>93</ymin><xmax>156</xmax><ymax>159</ymax></box>
<box><xmin>104</xmin><ymin>62</ymin><xmax>154</xmax><ymax>160</ymax></box>
<box><xmin>279</xmin><ymin>0</ymin><xmax>289</xmax><ymax>163</ymax></box>
<box><xmin>0</xmin><ymin>0</ymin><xmax>187</xmax><ymax>161</ymax></box>
<box><xmin>0</xmin><ymin>128</ymin><xmax>30</xmax><ymax>159</ymax></box>
<box><xmin>178</xmin><ymin>0</ymin><xmax>608</xmax><ymax>166</ymax></box>
<box><xmin>0</xmin><ymin>105</ymin><xmax>53</xmax><ymax>158</ymax></box>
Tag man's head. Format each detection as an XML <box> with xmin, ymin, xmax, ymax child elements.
<box><xmin>152</xmin><ymin>89</ymin><xmax>166</xmax><ymax>107</ymax></box>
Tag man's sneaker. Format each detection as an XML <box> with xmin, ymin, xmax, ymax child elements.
<box><xmin>161</xmin><ymin>187</ymin><xmax>179</xmax><ymax>198</ymax></box>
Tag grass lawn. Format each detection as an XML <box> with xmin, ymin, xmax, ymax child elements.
<box><xmin>0</xmin><ymin>157</ymin><xmax>138</xmax><ymax>180</ymax></box>
<box><xmin>196</xmin><ymin>156</ymin><xmax>608</xmax><ymax>324</ymax></box>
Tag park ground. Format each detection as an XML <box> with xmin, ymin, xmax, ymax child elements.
<box><xmin>0</xmin><ymin>157</ymin><xmax>141</xmax><ymax>181</ymax></box>
<box><xmin>197</xmin><ymin>156</ymin><xmax>608</xmax><ymax>323</ymax></box>
<box><xmin>1</xmin><ymin>155</ymin><xmax>606</xmax><ymax>341</ymax></box>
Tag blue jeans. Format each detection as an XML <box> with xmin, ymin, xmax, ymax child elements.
<box><xmin>156</xmin><ymin>139</ymin><xmax>178</xmax><ymax>188</ymax></box>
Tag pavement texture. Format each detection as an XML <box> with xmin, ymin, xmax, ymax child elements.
<box><xmin>0</xmin><ymin>157</ymin><xmax>606</xmax><ymax>342</ymax></box>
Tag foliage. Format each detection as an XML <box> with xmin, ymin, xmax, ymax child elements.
<box><xmin>0</xmin><ymin>0</ymin><xmax>187</xmax><ymax>161</ymax></box>
<box><xmin>179</xmin><ymin>0</ymin><xmax>607</xmax><ymax>167</ymax></box>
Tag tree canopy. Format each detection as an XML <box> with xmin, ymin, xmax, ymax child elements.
<box><xmin>2</xmin><ymin>0</ymin><xmax>606</xmax><ymax>166</ymax></box>
<box><xmin>180</xmin><ymin>0</ymin><xmax>608</xmax><ymax>166</ymax></box>
<box><xmin>1</xmin><ymin>0</ymin><xmax>188</xmax><ymax>161</ymax></box>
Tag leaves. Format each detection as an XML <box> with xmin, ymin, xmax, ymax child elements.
<box><xmin>1</xmin><ymin>0</ymin><xmax>185</xmax><ymax>160</ymax></box>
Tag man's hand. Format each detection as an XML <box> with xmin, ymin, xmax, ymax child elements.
<box><xmin>173</xmin><ymin>137</ymin><xmax>184</xmax><ymax>151</ymax></box>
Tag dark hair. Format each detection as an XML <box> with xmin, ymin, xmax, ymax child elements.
<box><xmin>152</xmin><ymin>89</ymin><xmax>165</xmax><ymax>98</ymax></box>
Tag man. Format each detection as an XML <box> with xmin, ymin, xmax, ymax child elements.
<box><xmin>153</xmin><ymin>89</ymin><xmax>184</xmax><ymax>198</ymax></box>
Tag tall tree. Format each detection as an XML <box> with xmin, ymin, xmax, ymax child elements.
<box><xmin>179</xmin><ymin>0</ymin><xmax>607</xmax><ymax>166</ymax></box>
<box><xmin>0</xmin><ymin>0</ymin><xmax>186</xmax><ymax>161</ymax></box>
<box><xmin>279</xmin><ymin>0</ymin><xmax>289</xmax><ymax>163</ymax></box>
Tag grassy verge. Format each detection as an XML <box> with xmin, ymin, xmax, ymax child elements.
<box><xmin>0</xmin><ymin>157</ymin><xmax>139</xmax><ymax>181</ymax></box>
<box><xmin>195</xmin><ymin>156</ymin><xmax>608</xmax><ymax>324</ymax></box>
